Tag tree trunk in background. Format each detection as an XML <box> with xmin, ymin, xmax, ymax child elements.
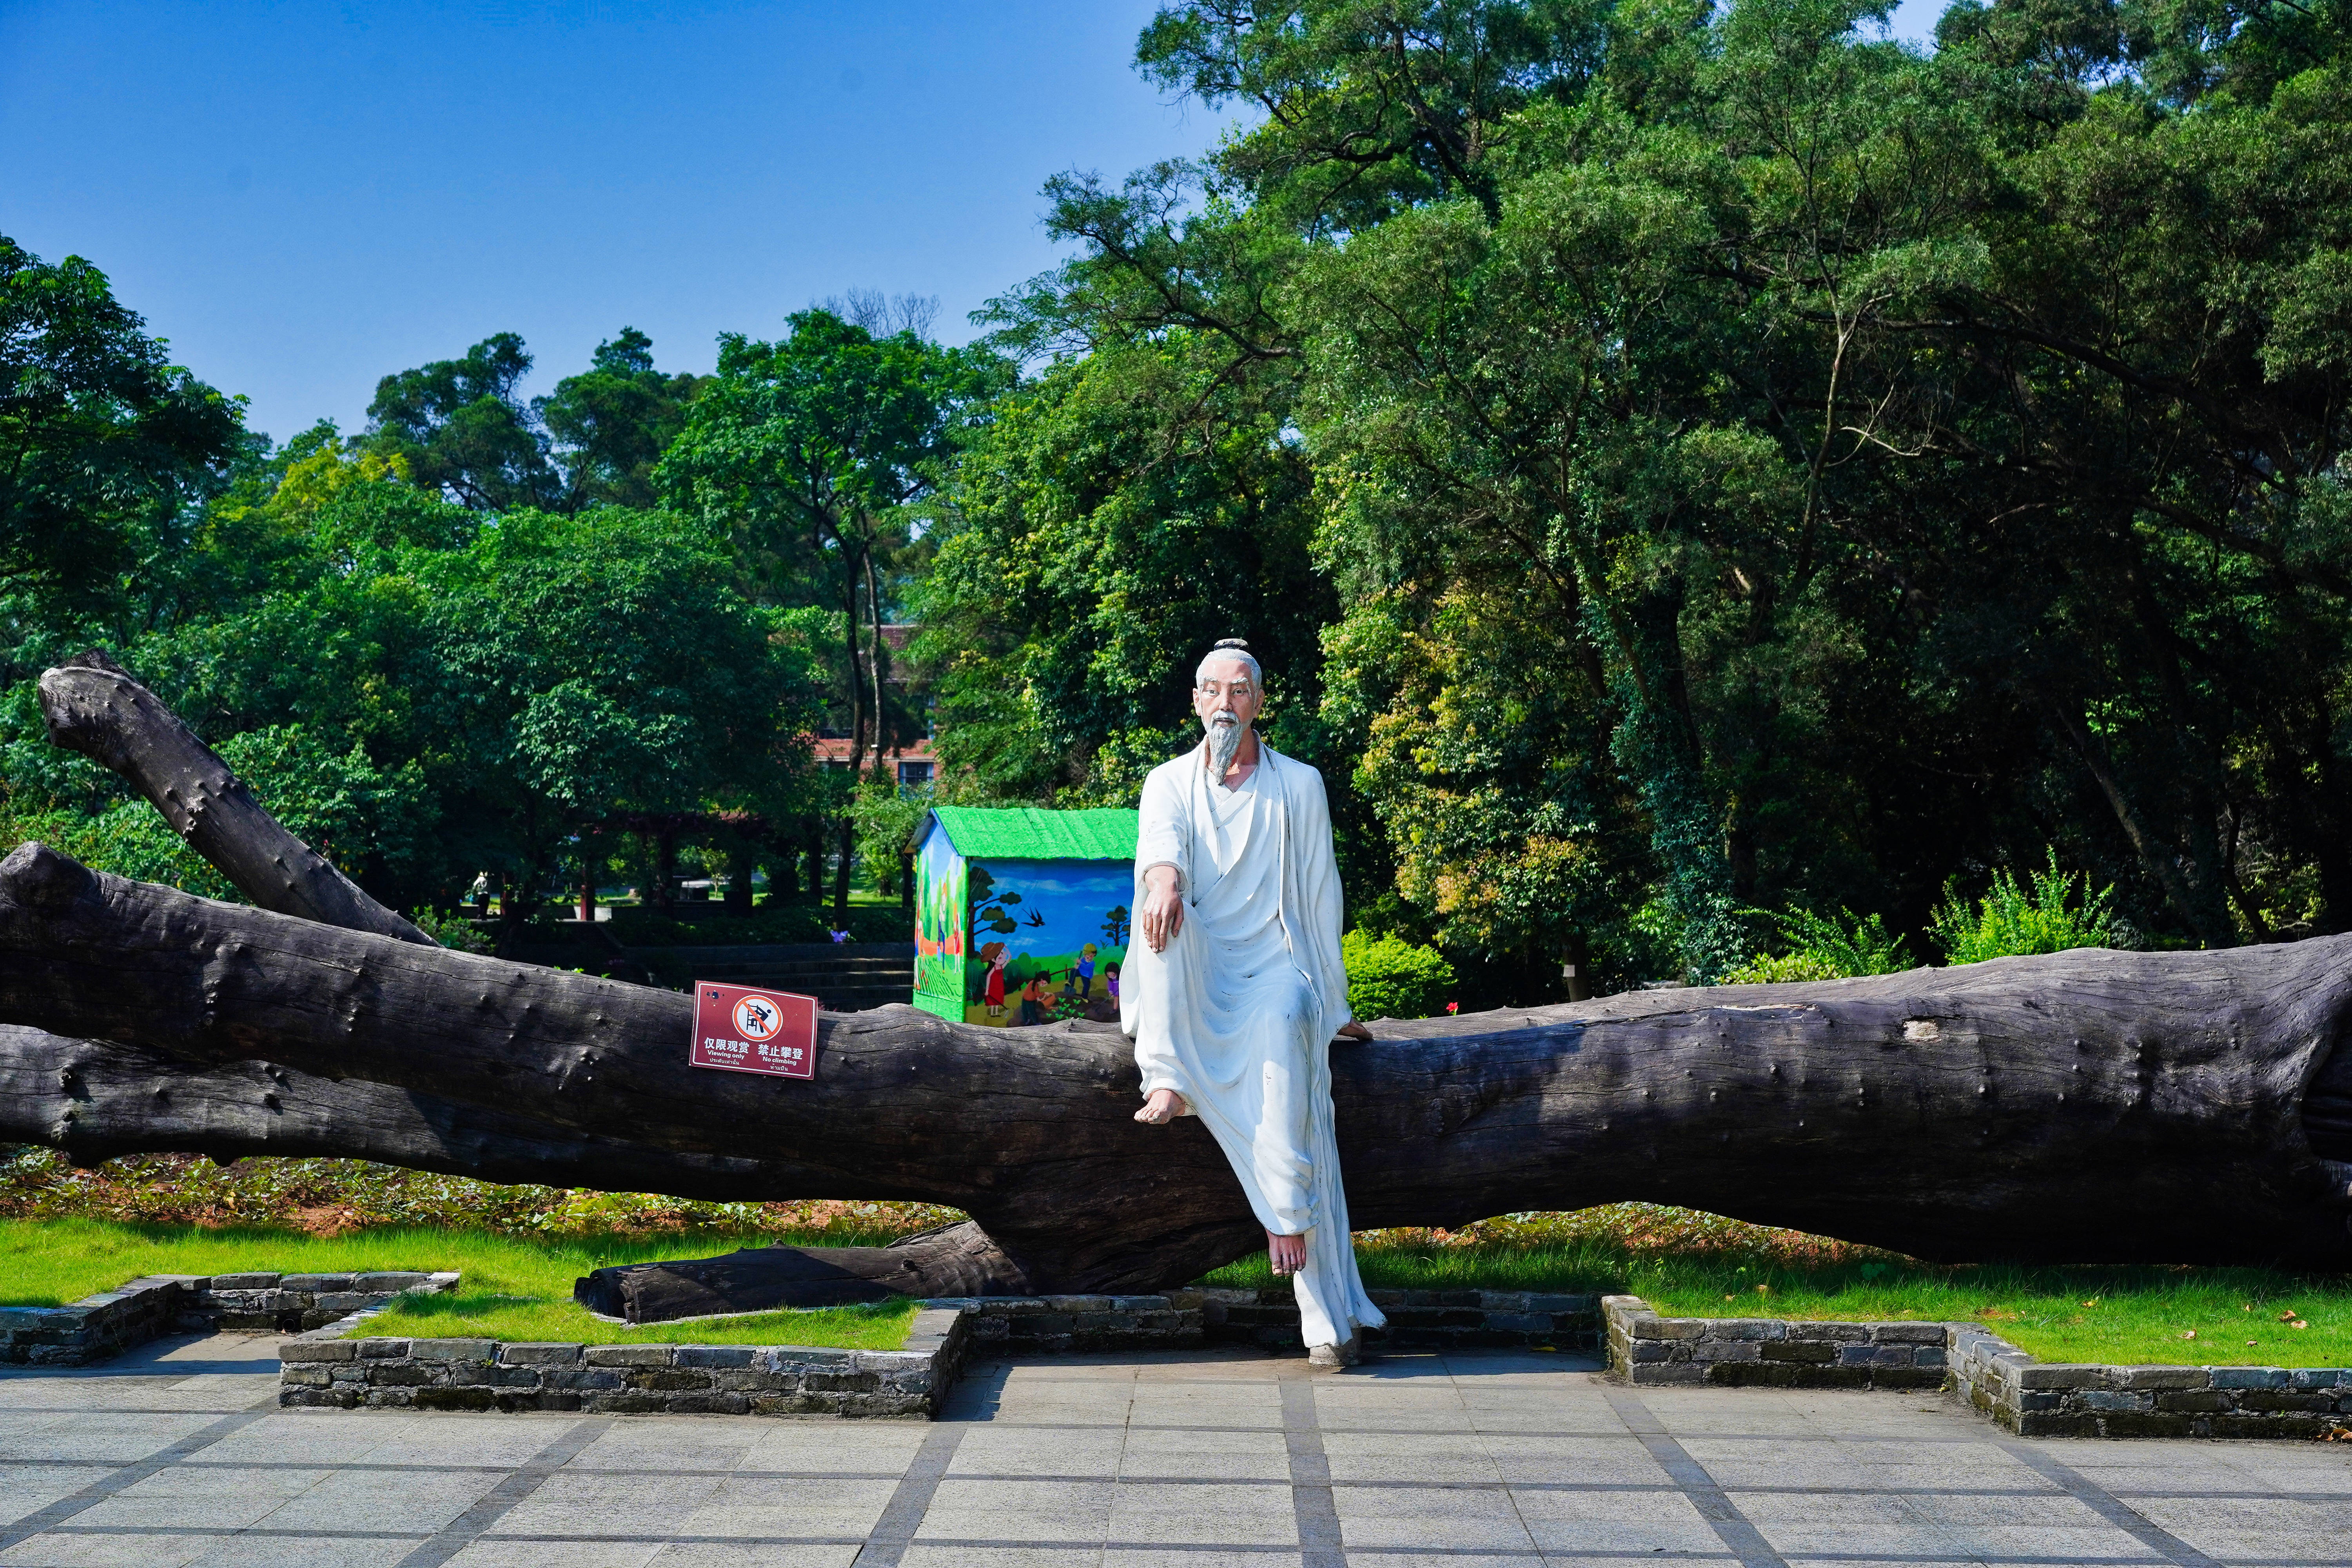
<box><xmin>579</xmin><ymin>846</ymin><xmax>596</xmax><ymax>925</ymax></box>
<box><xmin>653</xmin><ymin>830</ymin><xmax>676</xmax><ymax>914</ymax></box>
<box><xmin>725</xmin><ymin>843</ymin><xmax>756</xmax><ymax>913</ymax></box>
<box><xmin>865</xmin><ymin>548</ymin><xmax>889</xmax><ymax>782</ymax></box>
<box><xmin>832</xmin><ymin>818</ymin><xmax>853</xmax><ymax>926</ymax></box>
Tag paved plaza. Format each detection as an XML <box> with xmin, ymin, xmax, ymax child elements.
<box><xmin>1</xmin><ymin>1333</ymin><xmax>2348</xmax><ymax>1567</ymax></box>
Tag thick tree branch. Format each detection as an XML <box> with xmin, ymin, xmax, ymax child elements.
<box><xmin>38</xmin><ymin>650</ymin><xmax>433</xmax><ymax>944</ymax></box>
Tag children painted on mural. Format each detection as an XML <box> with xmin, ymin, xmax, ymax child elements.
<box><xmin>982</xmin><ymin>943</ymin><xmax>1009</xmax><ymax>1020</ymax></box>
<box><xmin>1018</xmin><ymin>972</ymin><xmax>1051</xmax><ymax>1025</ymax></box>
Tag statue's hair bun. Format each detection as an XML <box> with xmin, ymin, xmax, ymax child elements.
<box><xmin>1212</xmin><ymin>637</ymin><xmax>1250</xmax><ymax>650</ymax></box>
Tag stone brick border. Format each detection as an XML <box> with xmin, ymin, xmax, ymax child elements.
<box><xmin>1949</xmin><ymin>1322</ymin><xmax>2352</xmax><ymax>1438</ymax></box>
<box><xmin>1604</xmin><ymin>1294</ymin><xmax>1945</xmax><ymax>1389</ymax></box>
<box><xmin>279</xmin><ymin>1304</ymin><xmax>968</xmax><ymax>1418</ymax></box>
<box><xmin>2</xmin><ymin>1270</ymin><xmax>457</xmax><ymax>1367</ymax></box>
<box><xmin>1205</xmin><ymin>1287</ymin><xmax>1602</xmax><ymax>1352</ymax></box>
<box><xmin>1606</xmin><ymin>1294</ymin><xmax>2352</xmax><ymax>1439</ymax></box>
<box><xmin>930</xmin><ymin>1291</ymin><xmax>1207</xmax><ymax>1354</ymax></box>
<box><xmin>270</xmin><ymin>1285</ymin><xmax>1600</xmax><ymax>1417</ymax></box>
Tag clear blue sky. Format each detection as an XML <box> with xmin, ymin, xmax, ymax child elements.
<box><xmin>2</xmin><ymin>0</ymin><xmax>1947</xmax><ymax>447</ymax></box>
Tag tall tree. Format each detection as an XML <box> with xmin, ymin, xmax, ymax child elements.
<box><xmin>0</xmin><ymin>235</ymin><xmax>247</xmax><ymax>633</ymax></box>
<box><xmin>661</xmin><ymin>310</ymin><xmax>1007</xmax><ymax>917</ymax></box>
<box><xmin>535</xmin><ymin>328</ymin><xmax>706</xmax><ymax>511</ymax></box>
<box><xmin>362</xmin><ymin>333</ymin><xmax>560</xmax><ymax>512</ymax></box>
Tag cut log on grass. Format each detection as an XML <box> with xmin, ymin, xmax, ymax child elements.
<box><xmin>4</xmin><ymin>837</ymin><xmax>2352</xmax><ymax>1324</ymax></box>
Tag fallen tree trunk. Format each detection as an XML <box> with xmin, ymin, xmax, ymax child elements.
<box><xmin>4</xmin><ymin>838</ymin><xmax>2352</xmax><ymax>1315</ymax></box>
<box><xmin>12</xmin><ymin>652</ymin><xmax>1038</xmax><ymax>1300</ymax></box>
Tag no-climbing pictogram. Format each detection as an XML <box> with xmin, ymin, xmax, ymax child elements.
<box><xmin>690</xmin><ymin>982</ymin><xmax>817</xmax><ymax>1079</ymax></box>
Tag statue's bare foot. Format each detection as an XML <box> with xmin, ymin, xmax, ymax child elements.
<box><xmin>1135</xmin><ymin>1088</ymin><xmax>1188</xmax><ymax>1125</ymax></box>
<box><xmin>1268</xmin><ymin>1229</ymin><xmax>1307</xmax><ymax>1276</ymax></box>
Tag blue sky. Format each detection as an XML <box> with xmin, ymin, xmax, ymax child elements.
<box><xmin>2</xmin><ymin>0</ymin><xmax>1947</xmax><ymax>446</ymax></box>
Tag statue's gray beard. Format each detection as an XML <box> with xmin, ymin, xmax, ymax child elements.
<box><xmin>1205</xmin><ymin>713</ymin><xmax>1246</xmax><ymax>777</ymax></box>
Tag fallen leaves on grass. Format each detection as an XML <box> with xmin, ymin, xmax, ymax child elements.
<box><xmin>0</xmin><ymin>1148</ymin><xmax>963</xmax><ymax>1241</ymax></box>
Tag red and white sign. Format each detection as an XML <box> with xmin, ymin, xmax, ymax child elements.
<box><xmin>689</xmin><ymin>982</ymin><xmax>817</xmax><ymax>1079</ymax></box>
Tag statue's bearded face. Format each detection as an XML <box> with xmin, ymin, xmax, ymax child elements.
<box><xmin>1194</xmin><ymin>657</ymin><xmax>1261</xmax><ymax>774</ymax></box>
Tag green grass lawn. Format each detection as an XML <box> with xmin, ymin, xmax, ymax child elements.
<box><xmin>1204</xmin><ymin>1234</ymin><xmax>2352</xmax><ymax>1367</ymax></box>
<box><xmin>354</xmin><ymin>1289</ymin><xmax>918</xmax><ymax>1349</ymax></box>
<box><xmin>16</xmin><ymin>1203</ymin><xmax>2352</xmax><ymax>1368</ymax></box>
<box><xmin>0</xmin><ymin>1218</ymin><xmax>915</xmax><ymax>1350</ymax></box>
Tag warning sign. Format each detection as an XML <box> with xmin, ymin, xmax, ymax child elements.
<box><xmin>689</xmin><ymin>982</ymin><xmax>817</xmax><ymax>1079</ymax></box>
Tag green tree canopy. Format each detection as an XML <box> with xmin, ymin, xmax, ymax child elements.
<box><xmin>0</xmin><ymin>236</ymin><xmax>247</xmax><ymax>622</ymax></box>
<box><xmin>948</xmin><ymin>0</ymin><xmax>2352</xmax><ymax>993</ymax></box>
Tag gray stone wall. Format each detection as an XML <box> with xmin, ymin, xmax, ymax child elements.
<box><xmin>2</xmin><ymin>1270</ymin><xmax>456</xmax><ymax>1367</ymax></box>
<box><xmin>1608</xmin><ymin>1295</ymin><xmax>2352</xmax><ymax>1439</ymax></box>
<box><xmin>1207</xmin><ymin>1287</ymin><xmax>1601</xmax><ymax>1352</ymax></box>
<box><xmin>181</xmin><ymin>1270</ymin><xmax>460</xmax><ymax>1333</ymax></box>
<box><xmin>931</xmin><ymin>1292</ymin><xmax>1206</xmax><ymax>1354</ymax></box>
<box><xmin>1949</xmin><ymin>1323</ymin><xmax>2352</xmax><ymax>1438</ymax></box>
<box><xmin>279</xmin><ymin>1305</ymin><xmax>968</xmax><ymax>1419</ymax></box>
<box><xmin>1604</xmin><ymin>1294</ymin><xmax>1946</xmax><ymax>1388</ymax></box>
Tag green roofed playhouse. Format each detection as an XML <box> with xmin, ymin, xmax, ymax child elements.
<box><xmin>909</xmin><ymin>807</ymin><xmax>1138</xmax><ymax>1027</ymax></box>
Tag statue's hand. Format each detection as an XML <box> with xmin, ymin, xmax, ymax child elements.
<box><xmin>1138</xmin><ymin>864</ymin><xmax>1185</xmax><ymax>953</ymax></box>
<box><xmin>1335</xmin><ymin>1021</ymin><xmax>1373</xmax><ymax>1042</ymax></box>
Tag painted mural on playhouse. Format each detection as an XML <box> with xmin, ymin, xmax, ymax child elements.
<box><xmin>910</xmin><ymin>808</ymin><xmax>1136</xmax><ymax>1027</ymax></box>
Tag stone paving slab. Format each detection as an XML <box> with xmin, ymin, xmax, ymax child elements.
<box><xmin>3</xmin><ymin>1333</ymin><xmax>2351</xmax><ymax>1566</ymax></box>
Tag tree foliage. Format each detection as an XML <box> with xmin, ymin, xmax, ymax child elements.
<box><xmin>951</xmin><ymin>0</ymin><xmax>2352</xmax><ymax>996</ymax></box>
<box><xmin>0</xmin><ymin>236</ymin><xmax>247</xmax><ymax>618</ymax></box>
<box><xmin>0</xmin><ymin>284</ymin><xmax>824</xmax><ymax>926</ymax></box>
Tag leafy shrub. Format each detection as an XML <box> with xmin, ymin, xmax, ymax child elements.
<box><xmin>1719</xmin><ymin>951</ymin><xmax>1842</xmax><ymax>984</ymax></box>
<box><xmin>851</xmin><ymin>778</ymin><xmax>931</xmax><ymax>896</ymax></box>
<box><xmin>1343</xmin><ymin>930</ymin><xmax>1455</xmax><ymax>1020</ymax></box>
<box><xmin>1931</xmin><ymin>848</ymin><xmax>2129</xmax><ymax>963</ymax></box>
<box><xmin>1721</xmin><ymin>905</ymin><xmax>1911</xmax><ymax>984</ymax></box>
<box><xmin>410</xmin><ymin>909</ymin><xmax>494</xmax><ymax>953</ymax></box>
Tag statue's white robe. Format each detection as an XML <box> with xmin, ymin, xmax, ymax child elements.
<box><xmin>1122</xmin><ymin>740</ymin><xmax>1385</xmax><ymax>1350</ymax></box>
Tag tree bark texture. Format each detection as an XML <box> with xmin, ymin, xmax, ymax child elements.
<box><xmin>4</xmin><ymin>838</ymin><xmax>2352</xmax><ymax>1320</ymax></box>
<box><xmin>38</xmin><ymin>652</ymin><xmax>434</xmax><ymax>946</ymax></box>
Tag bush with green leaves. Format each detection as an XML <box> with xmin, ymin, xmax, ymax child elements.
<box><xmin>850</xmin><ymin>777</ymin><xmax>932</xmax><ymax>896</ymax></box>
<box><xmin>1342</xmin><ymin>930</ymin><xmax>1455</xmax><ymax>1020</ymax></box>
<box><xmin>1931</xmin><ymin>849</ymin><xmax>2130</xmax><ymax>964</ymax></box>
<box><xmin>408</xmin><ymin>909</ymin><xmax>493</xmax><ymax>953</ymax></box>
<box><xmin>1721</xmin><ymin>906</ymin><xmax>1913</xmax><ymax>984</ymax></box>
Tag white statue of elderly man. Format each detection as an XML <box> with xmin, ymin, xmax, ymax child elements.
<box><xmin>1121</xmin><ymin>638</ymin><xmax>1385</xmax><ymax>1367</ymax></box>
